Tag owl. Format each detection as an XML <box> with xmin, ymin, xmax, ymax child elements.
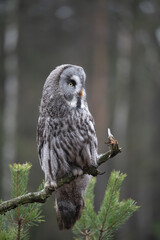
<box><xmin>37</xmin><ymin>64</ymin><xmax>98</xmax><ymax>230</ymax></box>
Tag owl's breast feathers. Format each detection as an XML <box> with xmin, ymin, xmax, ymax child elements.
<box><xmin>37</xmin><ymin>107</ymin><xmax>98</xmax><ymax>176</ymax></box>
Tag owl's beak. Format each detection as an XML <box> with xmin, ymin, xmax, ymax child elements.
<box><xmin>79</xmin><ymin>90</ymin><xmax>83</xmax><ymax>97</ymax></box>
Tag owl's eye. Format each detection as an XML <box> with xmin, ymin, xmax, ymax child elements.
<box><xmin>68</xmin><ymin>82</ymin><xmax>73</xmax><ymax>87</ymax></box>
<box><xmin>68</xmin><ymin>80</ymin><xmax>76</xmax><ymax>87</ymax></box>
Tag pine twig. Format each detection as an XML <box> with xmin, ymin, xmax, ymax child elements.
<box><xmin>103</xmin><ymin>202</ymin><xmax>135</xmax><ymax>232</ymax></box>
<box><xmin>0</xmin><ymin>129</ymin><xmax>121</xmax><ymax>215</ymax></box>
<box><xmin>98</xmin><ymin>176</ymin><xmax>119</xmax><ymax>240</ymax></box>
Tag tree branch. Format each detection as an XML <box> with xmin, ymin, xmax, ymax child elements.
<box><xmin>0</xmin><ymin>129</ymin><xmax>121</xmax><ymax>215</ymax></box>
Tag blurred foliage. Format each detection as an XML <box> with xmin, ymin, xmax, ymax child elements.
<box><xmin>153</xmin><ymin>221</ymin><xmax>160</xmax><ymax>240</ymax></box>
<box><xmin>0</xmin><ymin>163</ymin><xmax>44</xmax><ymax>240</ymax></box>
<box><xmin>73</xmin><ymin>171</ymin><xmax>139</xmax><ymax>240</ymax></box>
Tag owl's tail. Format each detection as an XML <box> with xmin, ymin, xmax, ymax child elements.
<box><xmin>55</xmin><ymin>195</ymin><xmax>84</xmax><ymax>230</ymax></box>
<box><xmin>55</xmin><ymin>177</ymin><xmax>89</xmax><ymax>230</ymax></box>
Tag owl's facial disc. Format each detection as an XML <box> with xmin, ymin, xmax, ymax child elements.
<box><xmin>59</xmin><ymin>66</ymin><xmax>86</xmax><ymax>108</ymax></box>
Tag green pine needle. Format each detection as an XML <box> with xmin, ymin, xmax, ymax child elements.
<box><xmin>10</xmin><ymin>163</ymin><xmax>32</xmax><ymax>198</ymax></box>
<box><xmin>1</xmin><ymin>163</ymin><xmax>44</xmax><ymax>240</ymax></box>
<box><xmin>73</xmin><ymin>170</ymin><xmax>140</xmax><ymax>240</ymax></box>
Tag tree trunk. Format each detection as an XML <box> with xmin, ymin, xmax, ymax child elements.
<box><xmin>2</xmin><ymin>0</ymin><xmax>19</xmax><ymax>200</ymax></box>
<box><xmin>91</xmin><ymin>0</ymin><xmax>108</xmax><ymax>211</ymax></box>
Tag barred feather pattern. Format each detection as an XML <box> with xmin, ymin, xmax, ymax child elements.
<box><xmin>37</xmin><ymin>64</ymin><xmax>98</xmax><ymax>229</ymax></box>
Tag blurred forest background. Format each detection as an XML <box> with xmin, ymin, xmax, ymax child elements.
<box><xmin>0</xmin><ymin>0</ymin><xmax>160</xmax><ymax>239</ymax></box>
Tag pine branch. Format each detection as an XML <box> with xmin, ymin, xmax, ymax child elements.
<box><xmin>103</xmin><ymin>201</ymin><xmax>136</xmax><ymax>232</ymax></box>
<box><xmin>0</xmin><ymin>129</ymin><xmax>121</xmax><ymax>215</ymax></box>
<box><xmin>73</xmin><ymin>171</ymin><xmax>139</xmax><ymax>240</ymax></box>
<box><xmin>98</xmin><ymin>175</ymin><xmax>119</xmax><ymax>240</ymax></box>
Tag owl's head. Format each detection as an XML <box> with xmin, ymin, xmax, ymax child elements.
<box><xmin>58</xmin><ymin>65</ymin><xmax>86</xmax><ymax>107</ymax></box>
<box><xmin>42</xmin><ymin>64</ymin><xmax>87</xmax><ymax>112</ymax></box>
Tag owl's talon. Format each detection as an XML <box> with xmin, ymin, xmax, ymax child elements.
<box><xmin>51</xmin><ymin>180</ymin><xmax>57</xmax><ymax>188</ymax></box>
<box><xmin>45</xmin><ymin>180</ymin><xmax>57</xmax><ymax>190</ymax></box>
<box><xmin>72</xmin><ymin>167</ymin><xmax>83</xmax><ymax>176</ymax></box>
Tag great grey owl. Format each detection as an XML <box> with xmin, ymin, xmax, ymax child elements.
<box><xmin>37</xmin><ymin>64</ymin><xmax>98</xmax><ymax>230</ymax></box>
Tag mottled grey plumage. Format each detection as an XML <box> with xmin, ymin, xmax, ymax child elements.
<box><xmin>37</xmin><ymin>64</ymin><xmax>98</xmax><ymax>230</ymax></box>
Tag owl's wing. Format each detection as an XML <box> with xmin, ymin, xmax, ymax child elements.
<box><xmin>37</xmin><ymin>116</ymin><xmax>45</xmax><ymax>167</ymax></box>
<box><xmin>37</xmin><ymin>116</ymin><xmax>63</xmax><ymax>186</ymax></box>
<box><xmin>87</xmin><ymin>114</ymin><xmax>98</xmax><ymax>164</ymax></box>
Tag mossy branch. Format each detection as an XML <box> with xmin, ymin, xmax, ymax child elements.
<box><xmin>0</xmin><ymin>129</ymin><xmax>121</xmax><ymax>215</ymax></box>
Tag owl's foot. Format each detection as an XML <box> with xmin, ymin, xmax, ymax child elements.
<box><xmin>72</xmin><ymin>167</ymin><xmax>83</xmax><ymax>176</ymax></box>
<box><xmin>45</xmin><ymin>180</ymin><xmax>57</xmax><ymax>190</ymax></box>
